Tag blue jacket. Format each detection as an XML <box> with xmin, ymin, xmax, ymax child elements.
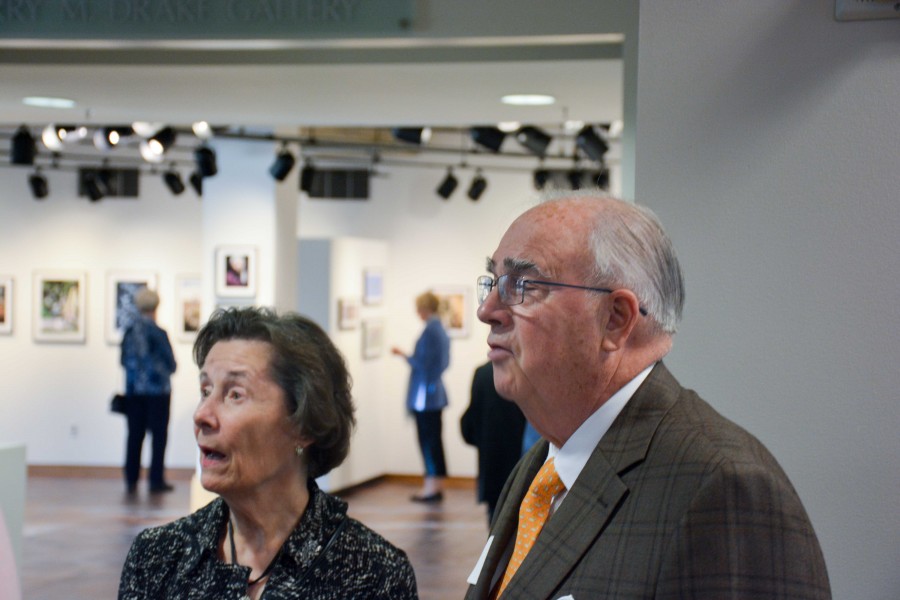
<box><xmin>121</xmin><ymin>315</ymin><xmax>177</xmax><ymax>396</ymax></box>
<box><xmin>405</xmin><ymin>316</ymin><xmax>450</xmax><ymax>412</ymax></box>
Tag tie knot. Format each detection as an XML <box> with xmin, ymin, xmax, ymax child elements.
<box><xmin>529</xmin><ymin>457</ymin><xmax>565</xmax><ymax>503</ymax></box>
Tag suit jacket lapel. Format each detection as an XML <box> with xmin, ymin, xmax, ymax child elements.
<box><xmin>499</xmin><ymin>363</ymin><xmax>681</xmax><ymax>599</ymax></box>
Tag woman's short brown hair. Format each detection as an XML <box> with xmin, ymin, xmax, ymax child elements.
<box><xmin>193</xmin><ymin>306</ymin><xmax>355</xmax><ymax>479</ymax></box>
<box><xmin>415</xmin><ymin>291</ymin><xmax>440</xmax><ymax>314</ymax></box>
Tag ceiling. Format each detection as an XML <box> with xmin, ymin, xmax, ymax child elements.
<box><xmin>0</xmin><ymin>36</ymin><xmax>623</xmax><ymax>169</ymax></box>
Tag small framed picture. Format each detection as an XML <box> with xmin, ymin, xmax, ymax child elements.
<box><xmin>337</xmin><ymin>297</ymin><xmax>360</xmax><ymax>330</ymax></box>
<box><xmin>362</xmin><ymin>318</ymin><xmax>384</xmax><ymax>359</ymax></box>
<box><xmin>433</xmin><ymin>285</ymin><xmax>472</xmax><ymax>339</ymax></box>
<box><xmin>215</xmin><ymin>245</ymin><xmax>257</xmax><ymax>298</ymax></box>
<box><xmin>175</xmin><ymin>274</ymin><xmax>203</xmax><ymax>343</ymax></box>
<box><xmin>0</xmin><ymin>276</ymin><xmax>12</xmax><ymax>335</ymax></box>
<box><xmin>363</xmin><ymin>268</ymin><xmax>383</xmax><ymax>305</ymax></box>
<box><xmin>106</xmin><ymin>270</ymin><xmax>158</xmax><ymax>345</ymax></box>
<box><xmin>33</xmin><ymin>270</ymin><xmax>87</xmax><ymax>343</ymax></box>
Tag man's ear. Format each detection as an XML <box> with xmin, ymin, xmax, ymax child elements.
<box><xmin>600</xmin><ymin>290</ymin><xmax>642</xmax><ymax>352</ymax></box>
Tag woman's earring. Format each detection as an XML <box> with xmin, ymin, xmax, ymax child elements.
<box><xmin>295</xmin><ymin>446</ymin><xmax>304</xmax><ymax>457</ymax></box>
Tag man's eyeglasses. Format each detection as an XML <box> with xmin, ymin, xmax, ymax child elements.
<box><xmin>476</xmin><ymin>274</ymin><xmax>648</xmax><ymax>315</ymax></box>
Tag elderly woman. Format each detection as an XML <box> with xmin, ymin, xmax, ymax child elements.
<box><xmin>118</xmin><ymin>307</ymin><xmax>417</xmax><ymax>599</ymax></box>
<box><xmin>391</xmin><ymin>291</ymin><xmax>451</xmax><ymax>503</ymax></box>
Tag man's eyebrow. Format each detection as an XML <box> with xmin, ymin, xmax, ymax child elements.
<box><xmin>485</xmin><ymin>257</ymin><xmax>495</xmax><ymax>272</ymax></box>
<box><xmin>503</xmin><ymin>257</ymin><xmax>542</xmax><ymax>276</ymax></box>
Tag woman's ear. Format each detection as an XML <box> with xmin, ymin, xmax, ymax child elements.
<box><xmin>600</xmin><ymin>290</ymin><xmax>641</xmax><ymax>352</ymax></box>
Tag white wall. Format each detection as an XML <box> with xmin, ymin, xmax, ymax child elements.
<box><xmin>635</xmin><ymin>2</ymin><xmax>900</xmax><ymax>598</ymax></box>
<box><xmin>0</xmin><ymin>165</ymin><xmax>202</xmax><ymax>468</ymax></box>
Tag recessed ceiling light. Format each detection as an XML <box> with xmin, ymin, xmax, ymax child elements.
<box><xmin>22</xmin><ymin>96</ymin><xmax>76</xmax><ymax>109</ymax></box>
<box><xmin>501</xmin><ymin>94</ymin><xmax>556</xmax><ymax>106</ymax></box>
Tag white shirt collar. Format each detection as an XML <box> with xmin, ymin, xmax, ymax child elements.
<box><xmin>547</xmin><ymin>364</ymin><xmax>655</xmax><ymax>491</ymax></box>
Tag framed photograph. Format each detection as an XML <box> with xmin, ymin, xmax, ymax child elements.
<box><xmin>363</xmin><ymin>268</ymin><xmax>383</xmax><ymax>305</ymax></box>
<box><xmin>215</xmin><ymin>245</ymin><xmax>257</xmax><ymax>298</ymax></box>
<box><xmin>362</xmin><ymin>318</ymin><xmax>384</xmax><ymax>359</ymax></box>
<box><xmin>106</xmin><ymin>270</ymin><xmax>158</xmax><ymax>345</ymax></box>
<box><xmin>175</xmin><ymin>274</ymin><xmax>203</xmax><ymax>343</ymax></box>
<box><xmin>33</xmin><ymin>270</ymin><xmax>87</xmax><ymax>343</ymax></box>
<box><xmin>433</xmin><ymin>285</ymin><xmax>472</xmax><ymax>338</ymax></box>
<box><xmin>0</xmin><ymin>276</ymin><xmax>12</xmax><ymax>335</ymax></box>
<box><xmin>337</xmin><ymin>297</ymin><xmax>360</xmax><ymax>331</ymax></box>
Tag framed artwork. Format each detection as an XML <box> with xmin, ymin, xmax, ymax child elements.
<box><xmin>215</xmin><ymin>245</ymin><xmax>257</xmax><ymax>298</ymax></box>
<box><xmin>362</xmin><ymin>318</ymin><xmax>384</xmax><ymax>359</ymax></box>
<box><xmin>433</xmin><ymin>285</ymin><xmax>472</xmax><ymax>338</ymax></box>
<box><xmin>0</xmin><ymin>276</ymin><xmax>12</xmax><ymax>335</ymax></box>
<box><xmin>337</xmin><ymin>297</ymin><xmax>360</xmax><ymax>330</ymax></box>
<box><xmin>33</xmin><ymin>270</ymin><xmax>87</xmax><ymax>343</ymax></box>
<box><xmin>175</xmin><ymin>274</ymin><xmax>203</xmax><ymax>343</ymax></box>
<box><xmin>106</xmin><ymin>270</ymin><xmax>158</xmax><ymax>345</ymax></box>
<box><xmin>363</xmin><ymin>267</ymin><xmax>383</xmax><ymax>305</ymax></box>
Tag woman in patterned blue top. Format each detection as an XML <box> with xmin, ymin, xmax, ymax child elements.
<box><xmin>120</xmin><ymin>287</ymin><xmax>177</xmax><ymax>494</ymax></box>
<box><xmin>118</xmin><ymin>307</ymin><xmax>417</xmax><ymax>600</ymax></box>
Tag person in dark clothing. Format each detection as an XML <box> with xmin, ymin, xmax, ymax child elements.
<box><xmin>120</xmin><ymin>287</ymin><xmax>177</xmax><ymax>495</ymax></box>
<box><xmin>461</xmin><ymin>361</ymin><xmax>526</xmax><ymax>523</ymax></box>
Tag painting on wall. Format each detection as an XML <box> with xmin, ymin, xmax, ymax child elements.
<box><xmin>362</xmin><ymin>318</ymin><xmax>384</xmax><ymax>359</ymax></box>
<box><xmin>215</xmin><ymin>245</ymin><xmax>257</xmax><ymax>298</ymax></box>
<box><xmin>106</xmin><ymin>270</ymin><xmax>158</xmax><ymax>345</ymax></box>
<box><xmin>337</xmin><ymin>297</ymin><xmax>360</xmax><ymax>330</ymax></box>
<box><xmin>363</xmin><ymin>268</ymin><xmax>383</xmax><ymax>305</ymax></box>
<box><xmin>175</xmin><ymin>274</ymin><xmax>203</xmax><ymax>343</ymax></box>
<box><xmin>0</xmin><ymin>276</ymin><xmax>12</xmax><ymax>335</ymax></box>
<box><xmin>433</xmin><ymin>285</ymin><xmax>472</xmax><ymax>338</ymax></box>
<box><xmin>33</xmin><ymin>270</ymin><xmax>87</xmax><ymax>343</ymax></box>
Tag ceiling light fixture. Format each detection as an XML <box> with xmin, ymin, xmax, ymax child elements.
<box><xmin>22</xmin><ymin>96</ymin><xmax>76</xmax><ymax>109</ymax></box>
<box><xmin>148</xmin><ymin>127</ymin><xmax>176</xmax><ymax>155</ymax></box>
<box><xmin>269</xmin><ymin>145</ymin><xmax>296</xmax><ymax>181</ymax></box>
<box><xmin>82</xmin><ymin>172</ymin><xmax>106</xmax><ymax>202</ymax></box>
<box><xmin>194</xmin><ymin>145</ymin><xmax>218</xmax><ymax>178</ymax></box>
<box><xmin>299</xmin><ymin>160</ymin><xmax>316</xmax><ymax>194</ymax></box>
<box><xmin>436</xmin><ymin>167</ymin><xmax>458</xmax><ymax>199</ymax></box>
<box><xmin>515</xmin><ymin>125</ymin><xmax>552</xmax><ymax>157</ymax></box>
<box><xmin>575</xmin><ymin>125</ymin><xmax>609</xmax><ymax>163</ymax></box>
<box><xmin>189</xmin><ymin>172</ymin><xmax>203</xmax><ymax>196</ymax></box>
<box><xmin>501</xmin><ymin>94</ymin><xmax>556</xmax><ymax>106</ymax></box>
<box><xmin>93</xmin><ymin>126</ymin><xmax>133</xmax><ymax>150</ymax></box>
<box><xmin>497</xmin><ymin>121</ymin><xmax>520</xmax><ymax>133</ymax></box>
<box><xmin>470</xmin><ymin>126</ymin><xmax>506</xmax><ymax>153</ymax></box>
<box><xmin>392</xmin><ymin>127</ymin><xmax>432</xmax><ymax>145</ymax></box>
<box><xmin>29</xmin><ymin>169</ymin><xmax>49</xmax><ymax>199</ymax></box>
<box><xmin>41</xmin><ymin>124</ymin><xmax>80</xmax><ymax>151</ymax></box>
<box><xmin>11</xmin><ymin>126</ymin><xmax>36</xmax><ymax>165</ymax></box>
<box><xmin>467</xmin><ymin>169</ymin><xmax>487</xmax><ymax>201</ymax></box>
<box><xmin>533</xmin><ymin>168</ymin><xmax>550</xmax><ymax>191</ymax></box>
<box><xmin>192</xmin><ymin>121</ymin><xmax>213</xmax><ymax>140</ymax></box>
<box><xmin>163</xmin><ymin>166</ymin><xmax>185</xmax><ymax>195</ymax></box>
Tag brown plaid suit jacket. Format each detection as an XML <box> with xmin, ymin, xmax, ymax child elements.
<box><xmin>464</xmin><ymin>363</ymin><xmax>831</xmax><ymax>599</ymax></box>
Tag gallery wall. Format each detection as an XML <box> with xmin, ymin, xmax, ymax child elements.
<box><xmin>634</xmin><ymin>2</ymin><xmax>900</xmax><ymax>598</ymax></box>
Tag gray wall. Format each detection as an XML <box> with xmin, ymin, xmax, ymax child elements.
<box><xmin>635</xmin><ymin>3</ymin><xmax>900</xmax><ymax>598</ymax></box>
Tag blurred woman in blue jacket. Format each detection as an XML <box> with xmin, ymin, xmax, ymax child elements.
<box><xmin>392</xmin><ymin>291</ymin><xmax>451</xmax><ymax>502</ymax></box>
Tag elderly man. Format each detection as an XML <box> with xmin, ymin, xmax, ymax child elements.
<box><xmin>464</xmin><ymin>192</ymin><xmax>830</xmax><ymax>599</ymax></box>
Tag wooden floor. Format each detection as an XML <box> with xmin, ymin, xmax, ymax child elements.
<box><xmin>21</xmin><ymin>475</ymin><xmax>489</xmax><ymax>600</ymax></box>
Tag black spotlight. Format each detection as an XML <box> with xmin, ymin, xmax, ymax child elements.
<box><xmin>163</xmin><ymin>168</ymin><xmax>185</xmax><ymax>195</ymax></box>
<box><xmin>436</xmin><ymin>168</ymin><xmax>458</xmax><ymax>199</ymax></box>
<box><xmin>470</xmin><ymin>127</ymin><xmax>506</xmax><ymax>153</ymax></box>
<box><xmin>269</xmin><ymin>147</ymin><xmax>296</xmax><ymax>181</ymax></box>
<box><xmin>149</xmin><ymin>126</ymin><xmax>177</xmax><ymax>154</ymax></box>
<box><xmin>568</xmin><ymin>169</ymin><xmax>584</xmax><ymax>191</ymax></box>
<box><xmin>299</xmin><ymin>161</ymin><xmax>316</xmax><ymax>193</ymax></box>
<box><xmin>11</xmin><ymin>126</ymin><xmax>36</xmax><ymax>165</ymax></box>
<box><xmin>575</xmin><ymin>125</ymin><xmax>609</xmax><ymax>163</ymax></box>
<box><xmin>194</xmin><ymin>146</ymin><xmax>218</xmax><ymax>177</ymax></box>
<box><xmin>29</xmin><ymin>170</ymin><xmax>49</xmax><ymax>199</ymax></box>
<box><xmin>593</xmin><ymin>168</ymin><xmax>610</xmax><ymax>190</ymax></box>
<box><xmin>515</xmin><ymin>126</ymin><xmax>552</xmax><ymax>157</ymax></box>
<box><xmin>533</xmin><ymin>168</ymin><xmax>551</xmax><ymax>190</ymax></box>
<box><xmin>83</xmin><ymin>172</ymin><xmax>106</xmax><ymax>202</ymax></box>
<box><xmin>189</xmin><ymin>171</ymin><xmax>203</xmax><ymax>196</ymax></box>
<box><xmin>467</xmin><ymin>169</ymin><xmax>487</xmax><ymax>201</ymax></box>
<box><xmin>392</xmin><ymin>127</ymin><xmax>431</xmax><ymax>145</ymax></box>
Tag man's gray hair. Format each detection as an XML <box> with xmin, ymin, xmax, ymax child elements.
<box><xmin>540</xmin><ymin>189</ymin><xmax>685</xmax><ymax>334</ymax></box>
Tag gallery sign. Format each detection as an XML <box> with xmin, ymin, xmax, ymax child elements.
<box><xmin>0</xmin><ymin>0</ymin><xmax>413</xmax><ymax>39</ymax></box>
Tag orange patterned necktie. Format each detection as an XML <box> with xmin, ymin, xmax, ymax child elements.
<box><xmin>493</xmin><ymin>457</ymin><xmax>566</xmax><ymax>598</ymax></box>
